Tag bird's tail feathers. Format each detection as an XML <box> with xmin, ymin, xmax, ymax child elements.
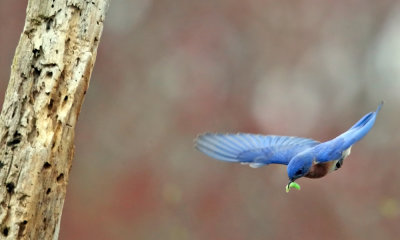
<box><xmin>341</xmin><ymin>102</ymin><xmax>383</xmax><ymax>149</ymax></box>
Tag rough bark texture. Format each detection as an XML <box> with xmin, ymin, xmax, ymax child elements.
<box><xmin>0</xmin><ymin>0</ymin><xmax>109</xmax><ymax>239</ymax></box>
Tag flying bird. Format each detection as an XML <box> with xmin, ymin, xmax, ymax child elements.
<box><xmin>195</xmin><ymin>102</ymin><xmax>383</xmax><ymax>192</ymax></box>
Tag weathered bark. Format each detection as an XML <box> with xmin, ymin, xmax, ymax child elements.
<box><xmin>0</xmin><ymin>0</ymin><xmax>109</xmax><ymax>239</ymax></box>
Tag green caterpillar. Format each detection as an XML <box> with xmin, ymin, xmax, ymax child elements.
<box><xmin>286</xmin><ymin>182</ymin><xmax>301</xmax><ymax>193</ymax></box>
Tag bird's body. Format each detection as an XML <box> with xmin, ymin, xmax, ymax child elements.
<box><xmin>305</xmin><ymin>147</ymin><xmax>349</xmax><ymax>178</ymax></box>
<box><xmin>195</xmin><ymin>102</ymin><xmax>382</xmax><ymax>191</ymax></box>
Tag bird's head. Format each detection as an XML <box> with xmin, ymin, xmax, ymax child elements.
<box><xmin>286</xmin><ymin>151</ymin><xmax>313</xmax><ymax>192</ymax></box>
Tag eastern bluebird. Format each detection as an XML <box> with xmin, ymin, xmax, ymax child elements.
<box><xmin>195</xmin><ymin>102</ymin><xmax>383</xmax><ymax>192</ymax></box>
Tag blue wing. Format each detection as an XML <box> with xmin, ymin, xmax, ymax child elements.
<box><xmin>313</xmin><ymin>102</ymin><xmax>383</xmax><ymax>163</ymax></box>
<box><xmin>195</xmin><ymin>133</ymin><xmax>319</xmax><ymax>167</ymax></box>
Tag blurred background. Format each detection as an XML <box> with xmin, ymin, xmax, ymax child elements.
<box><xmin>1</xmin><ymin>0</ymin><xmax>400</xmax><ymax>239</ymax></box>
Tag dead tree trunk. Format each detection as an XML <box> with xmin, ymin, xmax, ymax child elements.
<box><xmin>0</xmin><ymin>0</ymin><xmax>109</xmax><ymax>239</ymax></box>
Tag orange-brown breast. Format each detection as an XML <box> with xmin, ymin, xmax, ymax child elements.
<box><xmin>305</xmin><ymin>161</ymin><xmax>335</xmax><ymax>179</ymax></box>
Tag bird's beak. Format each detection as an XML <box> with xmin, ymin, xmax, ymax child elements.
<box><xmin>285</xmin><ymin>180</ymin><xmax>301</xmax><ymax>193</ymax></box>
<box><xmin>285</xmin><ymin>180</ymin><xmax>293</xmax><ymax>193</ymax></box>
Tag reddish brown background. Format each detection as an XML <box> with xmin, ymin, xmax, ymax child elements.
<box><xmin>1</xmin><ymin>1</ymin><xmax>399</xmax><ymax>239</ymax></box>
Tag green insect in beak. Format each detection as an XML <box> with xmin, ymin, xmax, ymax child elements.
<box><xmin>286</xmin><ymin>182</ymin><xmax>301</xmax><ymax>193</ymax></box>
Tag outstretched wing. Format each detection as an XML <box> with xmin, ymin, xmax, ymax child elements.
<box><xmin>195</xmin><ymin>133</ymin><xmax>319</xmax><ymax>168</ymax></box>
<box><xmin>314</xmin><ymin>102</ymin><xmax>383</xmax><ymax>163</ymax></box>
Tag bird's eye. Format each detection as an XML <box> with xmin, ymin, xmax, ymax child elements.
<box><xmin>336</xmin><ymin>159</ymin><xmax>343</xmax><ymax>169</ymax></box>
<box><xmin>295</xmin><ymin>169</ymin><xmax>303</xmax><ymax>175</ymax></box>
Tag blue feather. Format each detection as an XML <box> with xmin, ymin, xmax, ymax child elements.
<box><xmin>313</xmin><ymin>102</ymin><xmax>383</xmax><ymax>163</ymax></box>
<box><xmin>195</xmin><ymin>133</ymin><xmax>319</xmax><ymax>167</ymax></box>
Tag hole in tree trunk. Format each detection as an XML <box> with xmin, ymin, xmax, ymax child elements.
<box><xmin>2</xmin><ymin>227</ymin><xmax>9</xmax><ymax>236</ymax></box>
<box><xmin>57</xmin><ymin>173</ymin><xmax>64</xmax><ymax>183</ymax></box>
